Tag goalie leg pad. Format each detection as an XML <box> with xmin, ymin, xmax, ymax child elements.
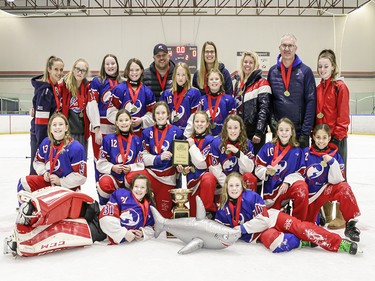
<box><xmin>14</xmin><ymin>218</ymin><xmax>93</xmax><ymax>257</ymax></box>
<box><xmin>18</xmin><ymin>186</ymin><xmax>94</xmax><ymax>227</ymax></box>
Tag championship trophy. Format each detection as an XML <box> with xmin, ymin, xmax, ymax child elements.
<box><xmin>169</xmin><ymin>188</ymin><xmax>192</xmax><ymax>219</ymax></box>
<box><xmin>171</xmin><ymin>139</ymin><xmax>192</xmax><ymax>219</ymax></box>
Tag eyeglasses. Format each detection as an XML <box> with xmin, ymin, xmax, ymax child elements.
<box><xmin>205</xmin><ymin>50</ymin><xmax>215</xmax><ymax>55</ymax></box>
<box><xmin>74</xmin><ymin>67</ymin><xmax>87</xmax><ymax>74</ymax></box>
<box><xmin>280</xmin><ymin>44</ymin><xmax>296</xmax><ymax>50</ymax></box>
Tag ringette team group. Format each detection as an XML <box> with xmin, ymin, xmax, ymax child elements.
<box><xmin>4</xmin><ymin>34</ymin><xmax>362</xmax><ymax>257</ymax></box>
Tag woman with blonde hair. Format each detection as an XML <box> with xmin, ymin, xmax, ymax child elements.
<box><xmin>60</xmin><ymin>58</ymin><xmax>91</xmax><ymax>158</ymax></box>
<box><xmin>193</xmin><ymin>41</ymin><xmax>232</xmax><ymax>96</ymax></box>
<box><xmin>233</xmin><ymin>51</ymin><xmax>271</xmax><ymax>154</ymax></box>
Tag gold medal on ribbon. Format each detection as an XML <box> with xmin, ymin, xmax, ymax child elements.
<box><xmin>190</xmin><ymin>167</ymin><xmax>196</xmax><ymax>173</ymax></box>
<box><xmin>79</xmin><ymin>111</ymin><xmax>84</xmax><ymax>118</ymax></box>
<box><xmin>131</xmin><ymin>107</ymin><xmax>137</xmax><ymax>113</ymax></box>
<box><xmin>320</xmin><ymin>161</ymin><xmax>327</xmax><ymax>168</ymax></box>
<box><xmin>269</xmin><ymin>169</ymin><xmax>276</xmax><ymax>176</ymax></box>
<box><xmin>284</xmin><ymin>90</ymin><xmax>290</xmax><ymax>97</ymax></box>
<box><xmin>317</xmin><ymin>112</ymin><xmax>324</xmax><ymax>119</ymax></box>
<box><xmin>211</xmin><ymin>123</ymin><xmax>216</xmax><ymax>130</ymax></box>
<box><xmin>237</xmin><ymin>90</ymin><xmax>243</xmax><ymax>96</ymax></box>
<box><xmin>225</xmin><ymin>150</ymin><xmax>231</xmax><ymax>155</ymax></box>
<box><xmin>173</xmin><ymin>116</ymin><xmax>180</xmax><ymax>122</ymax></box>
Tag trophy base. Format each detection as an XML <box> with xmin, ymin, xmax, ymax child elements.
<box><xmin>173</xmin><ymin>209</ymin><xmax>190</xmax><ymax>219</ymax></box>
<box><xmin>167</xmin><ymin>209</ymin><xmax>190</xmax><ymax>238</ymax></box>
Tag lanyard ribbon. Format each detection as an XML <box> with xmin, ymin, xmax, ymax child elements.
<box><xmin>156</xmin><ymin>66</ymin><xmax>170</xmax><ymax>91</ymax></box>
<box><xmin>48</xmin><ymin>77</ymin><xmax>62</xmax><ymax>112</ymax></box>
<box><xmin>173</xmin><ymin>88</ymin><xmax>187</xmax><ymax>113</ymax></box>
<box><xmin>280</xmin><ymin>62</ymin><xmax>293</xmax><ymax>92</ymax></box>
<box><xmin>49</xmin><ymin>142</ymin><xmax>65</xmax><ymax>173</ymax></box>
<box><xmin>228</xmin><ymin>194</ymin><xmax>243</xmax><ymax>227</ymax></box>
<box><xmin>127</xmin><ymin>81</ymin><xmax>143</xmax><ymax>104</ymax></box>
<box><xmin>271</xmin><ymin>141</ymin><xmax>291</xmax><ymax>166</ymax></box>
<box><xmin>154</xmin><ymin>125</ymin><xmax>170</xmax><ymax>154</ymax></box>
<box><xmin>207</xmin><ymin>94</ymin><xmax>223</xmax><ymax>125</ymax></box>
<box><xmin>117</xmin><ymin>134</ymin><xmax>133</xmax><ymax>165</ymax></box>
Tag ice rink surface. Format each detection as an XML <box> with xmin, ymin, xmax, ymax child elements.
<box><xmin>0</xmin><ymin>133</ymin><xmax>374</xmax><ymax>281</ymax></box>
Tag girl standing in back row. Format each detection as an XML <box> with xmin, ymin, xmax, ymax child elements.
<box><xmin>316</xmin><ymin>49</ymin><xmax>350</xmax><ymax>229</ymax></box>
<box><xmin>30</xmin><ymin>56</ymin><xmax>64</xmax><ymax>175</ymax></box>
<box><xmin>87</xmin><ymin>54</ymin><xmax>121</xmax><ymax>181</ymax></box>
<box><xmin>60</xmin><ymin>58</ymin><xmax>91</xmax><ymax>158</ymax></box>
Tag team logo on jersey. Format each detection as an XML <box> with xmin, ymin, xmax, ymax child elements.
<box><xmin>46</xmin><ymin>160</ymin><xmax>61</xmax><ymax>173</ymax></box>
<box><xmin>306</xmin><ymin>163</ymin><xmax>325</xmax><ymax>179</ymax></box>
<box><xmin>171</xmin><ymin>106</ymin><xmax>186</xmax><ymax>123</ymax></box>
<box><xmin>124</xmin><ymin>100</ymin><xmax>142</xmax><ymax>115</ymax></box>
<box><xmin>154</xmin><ymin>140</ymin><xmax>170</xmax><ymax>154</ymax></box>
<box><xmin>101</xmin><ymin>90</ymin><xmax>112</xmax><ymax>104</ymax></box>
<box><xmin>120</xmin><ymin>208</ymin><xmax>140</xmax><ymax>227</ymax></box>
<box><xmin>222</xmin><ymin>157</ymin><xmax>238</xmax><ymax>172</ymax></box>
<box><xmin>205</xmin><ymin>107</ymin><xmax>221</xmax><ymax>119</ymax></box>
<box><xmin>69</xmin><ymin>96</ymin><xmax>81</xmax><ymax>113</ymax></box>
<box><xmin>116</xmin><ymin>150</ymin><xmax>134</xmax><ymax>164</ymax></box>
<box><xmin>273</xmin><ymin>160</ymin><xmax>287</xmax><ymax>176</ymax></box>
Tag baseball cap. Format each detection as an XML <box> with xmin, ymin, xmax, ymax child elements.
<box><xmin>153</xmin><ymin>43</ymin><xmax>168</xmax><ymax>55</ymax></box>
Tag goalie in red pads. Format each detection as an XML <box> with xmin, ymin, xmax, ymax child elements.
<box><xmin>4</xmin><ymin>186</ymin><xmax>106</xmax><ymax>257</ymax></box>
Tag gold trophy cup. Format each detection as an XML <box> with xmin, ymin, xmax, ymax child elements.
<box><xmin>169</xmin><ymin>189</ymin><xmax>192</xmax><ymax>219</ymax></box>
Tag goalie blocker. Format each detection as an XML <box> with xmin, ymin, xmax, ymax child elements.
<box><xmin>4</xmin><ymin>186</ymin><xmax>106</xmax><ymax>257</ymax></box>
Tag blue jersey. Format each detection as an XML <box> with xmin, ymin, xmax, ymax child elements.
<box><xmin>160</xmin><ymin>87</ymin><xmax>201</xmax><ymax>131</ymax></box>
<box><xmin>89</xmin><ymin>77</ymin><xmax>119</xmax><ymax>120</ymax></box>
<box><xmin>186</xmin><ymin>134</ymin><xmax>215</xmax><ymax>188</ymax></box>
<box><xmin>256</xmin><ymin>142</ymin><xmax>305</xmax><ymax>199</ymax></box>
<box><xmin>210</xmin><ymin>138</ymin><xmax>255</xmax><ymax>175</ymax></box>
<box><xmin>201</xmin><ymin>93</ymin><xmax>236</xmax><ymax>136</ymax></box>
<box><xmin>215</xmin><ymin>190</ymin><xmax>267</xmax><ymax>243</ymax></box>
<box><xmin>99</xmin><ymin>188</ymin><xmax>154</xmax><ymax>244</ymax></box>
<box><xmin>304</xmin><ymin>145</ymin><xmax>345</xmax><ymax>196</ymax></box>
<box><xmin>110</xmin><ymin>82</ymin><xmax>155</xmax><ymax>132</ymax></box>
<box><xmin>142</xmin><ymin>125</ymin><xmax>183</xmax><ymax>177</ymax></box>
<box><xmin>34</xmin><ymin>137</ymin><xmax>87</xmax><ymax>179</ymax></box>
<box><xmin>99</xmin><ymin>133</ymin><xmax>143</xmax><ymax>184</ymax></box>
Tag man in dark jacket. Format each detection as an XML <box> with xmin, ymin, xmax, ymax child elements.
<box><xmin>267</xmin><ymin>34</ymin><xmax>316</xmax><ymax>148</ymax></box>
<box><xmin>144</xmin><ymin>43</ymin><xmax>175</xmax><ymax>101</ymax></box>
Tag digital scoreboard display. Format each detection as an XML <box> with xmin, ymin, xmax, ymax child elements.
<box><xmin>167</xmin><ymin>45</ymin><xmax>198</xmax><ymax>74</ymax></box>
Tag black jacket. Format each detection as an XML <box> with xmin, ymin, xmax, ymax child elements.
<box><xmin>143</xmin><ymin>60</ymin><xmax>175</xmax><ymax>101</ymax></box>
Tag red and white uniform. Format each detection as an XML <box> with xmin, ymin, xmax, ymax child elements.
<box><xmin>304</xmin><ymin>144</ymin><xmax>360</xmax><ymax>223</ymax></box>
<box><xmin>18</xmin><ymin>137</ymin><xmax>87</xmax><ymax>195</ymax></box>
<box><xmin>86</xmin><ymin>77</ymin><xmax>119</xmax><ymax>159</ymax></box>
<box><xmin>140</xmin><ymin>125</ymin><xmax>183</xmax><ymax>218</ymax></box>
<box><xmin>187</xmin><ymin>134</ymin><xmax>217</xmax><ymax>216</ymax></box>
<box><xmin>255</xmin><ymin>141</ymin><xmax>309</xmax><ymax>221</ymax></box>
<box><xmin>209</xmin><ymin>137</ymin><xmax>258</xmax><ymax>193</ymax></box>
<box><xmin>12</xmin><ymin>186</ymin><xmax>97</xmax><ymax>257</ymax></box>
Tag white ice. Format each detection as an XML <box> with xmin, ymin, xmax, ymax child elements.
<box><xmin>0</xmin><ymin>134</ymin><xmax>374</xmax><ymax>280</ymax></box>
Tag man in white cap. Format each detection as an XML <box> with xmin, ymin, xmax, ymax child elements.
<box><xmin>144</xmin><ymin>43</ymin><xmax>175</xmax><ymax>101</ymax></box>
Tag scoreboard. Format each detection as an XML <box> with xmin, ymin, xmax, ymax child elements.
<box><xmin>167</xmin><ymin>45</ymin><xmax>198</xmax><ymax>74</ymax></box>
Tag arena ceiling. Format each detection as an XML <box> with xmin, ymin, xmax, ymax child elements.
<box><xmin>0</xmin><ymin>0</ymin><xmax>371</xmax><ymax>18</ymax></box>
